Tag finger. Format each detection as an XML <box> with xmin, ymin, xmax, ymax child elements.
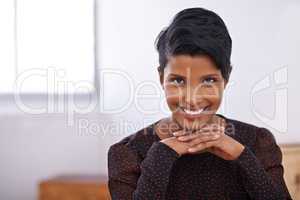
<box><xmin>172</xmin><ymin>129</ymin><xmax>193</xmax><ymax>137</ymax></box>
<box><xmin>177</xmin><ymin>130</ymin><xmax>211</xmax><ymax>141</ymax></box>
<box><xmin>188</xmin><ymin>140</ymin><xmax>218</xmax><ymax>153</ymax></box>
<box><xmin>173</xmin><ymin>123</ymin><xmax>225</xmax><ymax>138</ymax></box>
<box><xmin>172</xmin><ymin>130</ymin><xmax>185</xmax><ymax>137</ymax></box>
<box><xmin>200</xmin><ymin>124</ymin><xmax>225</xmax><ymax>133</ymax></box>
<box><xmin>187</xmin><ymin>134</ymin><xmax>220</xmax><ymax>146</ymax></box>
<box><xmin>201</xmin><ymin>126</ymin><xmax>225</xmax><ymax>138</ymax></box>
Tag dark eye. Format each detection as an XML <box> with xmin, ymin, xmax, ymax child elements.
<box><xmin>202</xmin><ymin>77</ymin><xmax>217</xmax><ymax>85</ymax></box>
<box><xmin>170</xmin><ymin>77</ymin><xmax>185</xmax><ymax>86</ymax></box>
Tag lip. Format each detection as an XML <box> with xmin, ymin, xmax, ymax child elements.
<box><xmin>180</xmin><ymin>106</ymin><xmax>210</xmax><ymax>120</ymax></box>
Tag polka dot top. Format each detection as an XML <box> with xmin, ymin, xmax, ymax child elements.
<box><xmin>107</xmin><ymin>114</ymin><xmax>292</xmax><ymax>200</ymax></box>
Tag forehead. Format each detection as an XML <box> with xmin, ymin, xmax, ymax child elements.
<box><xmin>164</xmin><ymin>55</ymin><xmax>221</xmax><ymax>76</ymax></box>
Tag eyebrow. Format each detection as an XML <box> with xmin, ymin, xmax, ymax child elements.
<box><xmin>167</xmin><ymin>73</ymin><xmax>220</xmax><ymax>78</ymax></box>
<box><xmin>167</xmin><ymin>73</ymin><xmax>186</xmax><ymax>79</ymax></box>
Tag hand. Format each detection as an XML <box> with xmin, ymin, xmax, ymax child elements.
<box><xmin>173</xmin><ymin>117</ymin><xmax>245</xmax><ymax>160</ymax></box>
<box><xmin>160</xmin><ymin>130</ymin><xmax>194</xmax><ymax>156</ymax></box>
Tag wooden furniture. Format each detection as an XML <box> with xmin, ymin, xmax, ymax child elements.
<box><xmin>280</xmin><ymin>144</ymin><xmax>300</xmax><ymax>200</ymax></box>
<box><xmin>39</xmin><ymin>174</ymin><xmax>111</xmax><ymax>200</ymax></box>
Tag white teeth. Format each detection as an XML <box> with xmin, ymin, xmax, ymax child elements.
<box><xmin>183</xmin><ymin>107</ymin><xmax>206</xmax><ymax>115</ymax></box>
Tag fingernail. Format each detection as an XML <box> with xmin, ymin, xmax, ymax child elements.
<box><xmin>178</xmin><ymin>136</ymin><xmax>184</xmax><ymax>140</ymax></box>
<box><xmin>188</xmin><ymin>148</ymin><xmax>196</xmax><ymax>152</ymax></box>
<box><xmin>213</xmin><ymin>134</ymin><xmax>220</xmax><ymax>139</ymax></box>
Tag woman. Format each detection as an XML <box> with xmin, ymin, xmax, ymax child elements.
<box><xmin>107</xmin><ymin>7</ymin><xmax>292</xmax><ymax>200</ymax></box>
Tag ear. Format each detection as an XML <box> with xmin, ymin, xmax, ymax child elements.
<box><xmin>157</xmin><ymin>66</ymin><xmax>164</xmax><ymax>89</ymax></box>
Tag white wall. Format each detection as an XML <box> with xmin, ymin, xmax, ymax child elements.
<box><xmin>99</xmin><ymin>0</ymin><xmax>300</xmax><ymax>144</ymax></box>
<box><xmin>0</xmin><ymin>0</ymin><xmax>299</xmax><ymax>199</ymax></box>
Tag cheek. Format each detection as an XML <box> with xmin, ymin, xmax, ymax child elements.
<box><xmin>201</xmin><ymin>87</ymin><xmax>224</xmax><ymax>109</ymax></box>
<box><xmin>203</xmin><ymin>90</ymin><xmax>221</xmax><ymax>101</ymax></box>
<box><xmin>164</xmin><ymin>86</ymin><xmax>183</xmax><ymax>107</ymax></box>
<box><xmin>200</xmin><ymin>85</ymin><xmax>223</xmax><ymax>100</ymax></box>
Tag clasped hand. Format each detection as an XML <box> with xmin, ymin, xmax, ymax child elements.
<box><xmin>160</xmin><ymin>118</ymin><xmax>244</xmax><ymax>160</ymax></box>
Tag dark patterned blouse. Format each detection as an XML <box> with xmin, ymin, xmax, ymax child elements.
<box><xmin>107</xmin><ymin>114</ymin><xmax>292</xmax><ymax>200</ymax></box>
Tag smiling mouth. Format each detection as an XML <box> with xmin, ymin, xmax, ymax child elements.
<box><xmin>180</xmin><ymin>106</ymin><xmax>210</xmax><ymax>118</ymax></box>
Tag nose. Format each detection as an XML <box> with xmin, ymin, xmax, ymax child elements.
<box><xmin>183</xmin><ymin>86</ymin><xmax>203</xmax><ymax>110</ymax></box>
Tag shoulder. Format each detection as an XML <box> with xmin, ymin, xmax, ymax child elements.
<box><xmin>224</xmin><ymin>116</ymin><xmax>277</xmax><ymax>151</ymax></box>
<box><xmin>108</xmin><ymin>121</ymin><xmax>159</xmax><ymax>160</ymax></box>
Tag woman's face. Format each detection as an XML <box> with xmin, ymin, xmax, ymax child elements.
<box><xmin>160</xmin><ymin>54</ymin><xmax>227</xmax><ymax>131</ymax></box>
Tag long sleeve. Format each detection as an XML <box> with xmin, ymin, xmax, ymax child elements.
<box><xmin>107</xmin><ymin>141</ymin><xmax>180</xmax><ymax>200</ymax></box>
<box><xmin>232</xmin><ymin>127</ymin><xmax>292</xmax><ymax>200</ymax></box>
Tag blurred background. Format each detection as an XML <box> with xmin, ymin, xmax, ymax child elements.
<box><xmin>0</xmin><ymin>0</ymin><xmax>299</xmax><ymax>199</ymax></box>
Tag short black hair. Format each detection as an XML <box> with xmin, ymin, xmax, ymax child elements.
<box><xmin>155</xmin><ymin>7</ymin><xmax>232</xmax><ymax>81</ymax></box>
